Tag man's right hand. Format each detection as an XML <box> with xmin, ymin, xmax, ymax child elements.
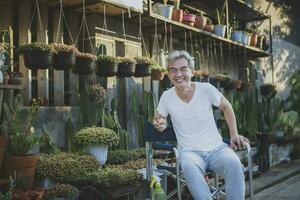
<box><xmin>153</xmin><ymin>117</ymin><xmax>167</xmax><ymax>132</ymax></box>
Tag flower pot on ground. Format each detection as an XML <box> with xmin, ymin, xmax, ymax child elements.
<box><xmin>2</xmin><ymin>95</ymin><xmax>40</xmax><ymax>189</ymax></box>
<box><xmin>96</xmin><ymin>55</ymin><xmax>119</xmax><ymax>77</ymax></box>
<box><xmin>182</xmin><ymin>13</ymin><xmax>196</xmax><ymax>26</ymax></box>
<box><xmin>117</xmin><ymin>57</ymin><xmax>135</xmax><ymax>77</ymax></box>
<box><xmin>51</xmin><ymin>43</ymin><xmax>78</xmax><ymax>70</ymax></box>
<box><xmin>195</xmin><ymin>15</ymin><xmax>207</xmax><ymax>29</ymax></box>
<box><xmin>134</xmin><ymin>57</ymin><xmax>155</xmax><ymax>77</ymax></box>
<box><xmin>74</xmin><ymin>126</ymin><xmax>120</xmax><ymax>165</ymax></box>
<box><xmin>17</xmin><ymin>42</ymin><xmax>57</xmax><ymax>70</ymax></box>
<box><xmin>74</xmin><ymin>52</ymin><xmax>96</xmax><ymax>75</ymax></box>
<box><xmin>151</xmin><ymin>65</ymin><xmax>166</xmax><ymax>81</ymax></box>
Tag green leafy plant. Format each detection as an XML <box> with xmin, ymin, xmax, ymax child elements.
<box><xmin>276</xmin><ymin>111</ymin><xmax>300</xmax><ymax>135</ymax></box>
<box><xmin>97</xmin><ymin>55</ymin><xmax>120</xmax><ymax>64</ymax></box>
<box><xmin>216</xmin><ymin>2</ymin><xmax>226</xmax><ymax>25</ymax></box>
<box><xmin>91</xmin><ymin>166</ymin><xmax>141</xmax><ymax>187</ymax></box>
<box><xmin>74</xmin><ymin>126</ymin><xmax>120</xmax><ymax>147</ymax></box>
<box><xmin>51</xmin><ymin>43</ymin><xmax>78</xmax><ymax>54</ymax></box>
<box><xmin>151</xmin><ymin>64</ymin><xmax>166</xmax><ymax>72</ymax></box>
<box><xmin>2</xmin><ymin>94</ymin><xmax>40</xmax><ymax>156</ymax></box>
<box><xmin>17</xmin><ymin>42</ymin><xmax>57</xmax><ymax>55</ymax></box>
<box><xmin>285</xmin><ymin>70</ymin><xmax>300</xmax><ymax>116</ymax></box>
<box><xmin>44</xmin><ymin>183</ymin><xmax>79</xmax><ymax>200</ymax></box>
<box><xmin>107</xmin><ymin>149</ymin><xmax>145</xmax><ymax>165</ymax></box>
<box><xmin>35</xmin><ymin>152</ymin><xmax>99</xmax><ymax>182</ymax></box>
<box><xmin>134</xmin><ymin>56</ymin><xmax>155</xmax><ymax>65</ymax></box>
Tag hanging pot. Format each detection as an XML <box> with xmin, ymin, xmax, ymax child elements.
<box><xmin>231</xmin><ymin>30</ymin><xmax>243</xmax><ymax>43</ymax></box>
<box><xmin>53</xmin><ymin>52</ymin><xmax>76</xmax><ymax>70</ymax></box>
<box><xmin>96</xmin><ymin>61</ymin><xmax>118</xmax><ymax>77</ymax></box>
<box><xmin>23</xmin><ymin>50</ymin><xmax>53</xmax><ymax>70</ymax></box>
<box><xmin>117</xmin><ymin>63</ymin><xmax>135</xmax><ymax>77</ymax></box>
<box><xmin>135</xmin><ymin>63</ymin><xmax>151</xmax><ymax>77</ymax></box>
<box><xmin>74</xmin><ymin>56</ymin><xmax>95</xmax><ymax>75</ymax></box>
<box><xmin>3</xmin><ymin>154</ymin><xmax>38</xmax><ymax>190</ymax></box>
<box><xmin>157</xmin><ymin>4</ymin><xmax>174</xmax><ymax>19</ymax></box>
<box><xmin>151</xmin><ymin>70</ymin><xmax>165</xmax><ymax>81</ymax></box>
<box><xmin>214</xmin><ymin>25</ymin><xmax>226</xmax><ymax>37</ymax></box>
<box><xmin>0</xmin><ymin>136</ymin><xmax>6</xmax><ymax>173</ymax></box>
<box><xmin>88</xmin><ymin>145</ymin><xmax>108</xmax><ymax>166</ymax></box>
<box><xmin>194</xmin><ymin>15</ymin><xmax>207</xmax><ymax>29</ymax></box>
<box><xmin>172</xmin><ymin>9</ymin><xmax>183</xmax><ymax>22</ymax></box>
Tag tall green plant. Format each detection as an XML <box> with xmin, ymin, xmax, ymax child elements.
<box><xmin>131</xmin><ymin>90</ymin><xmax>156</xmax><ymax>147</ymax></box>
<box><xmin>285</xmin><ymin>70</ymin><xmax>300</xmax><ymax>115</ymax></box>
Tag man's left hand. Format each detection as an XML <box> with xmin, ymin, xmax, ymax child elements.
<box><xmin>230</xmin><ymin>134</ymin><xmax>250</xmax><ymax>150</ymax></box>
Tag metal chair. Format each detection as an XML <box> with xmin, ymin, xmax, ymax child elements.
<box><xmin>145</xmin><ymin>121</ymin><xmax>254</xmax><ymax>200</ymax></box>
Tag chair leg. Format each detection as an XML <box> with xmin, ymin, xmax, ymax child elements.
<box><xmin>176</xmin><ymin>159</ymin><xmax>182</xmax><ymax>200</ymax></box>
<box><xmin>246</xmin><ymin>143</ymin><xmax>254</xmax><ymax>200</ymax></box>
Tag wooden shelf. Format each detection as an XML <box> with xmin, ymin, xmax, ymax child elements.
<box><xmin>0</xmin><ymin>84</ymin><xmax>23</xmax><ymax>90</ymax></box>
<box><xmin>142</xmin><ymin>13</ymin><xmax>270</xmax><ymax>58</ymax></box>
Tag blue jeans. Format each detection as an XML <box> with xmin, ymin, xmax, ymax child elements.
<box><xmin>179</xmin><ymin>144</ymin><xmax>245</xmax><ymax>200</ymax></box>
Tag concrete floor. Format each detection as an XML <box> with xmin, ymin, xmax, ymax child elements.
<box><xmin>252</xmin><ymin>173</ymin><xmax>300</xmax><ymax>200</ymax></box>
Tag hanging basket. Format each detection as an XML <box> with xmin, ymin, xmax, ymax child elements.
<box><xmin>117</xmin><ymin>63</ymin><xmax>135</xmax><ymax>77</ymax></box>
<box><xmin>134</xmin><ymin>63</ymin><xmax>151</xmax><ymax>77</ymax></box>
<box><xmin>23</xmin><ymin>50</ymin><xmax>53</xmax><ymax>70</ymax></box>
<box><xmin>151</xmin><ymin>69</ymin><xmax>165</xmax><ymax>81</ymax></box>
<box><xmin>96</xmin><ymin>61</ymin><xmax>118</xmax><ymax>77</ymax></box>
<box><xmin>74</xmin><ymin>56</ymin><xmax>95</xmax><ymax>75</ymax></box>
<box><xmin>53</xmin><ymin>52</ymin><xmax>76</xmax><ymax>70</ymax></box>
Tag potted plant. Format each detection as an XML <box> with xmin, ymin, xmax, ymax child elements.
<box><xmin>182</xmin><ymin>11</ymin><xmax>196</xmax><ymax>27</ymax></box>
<box><xmin>17</xmin><ymin>42</ymin><xmax>57</xmax><ymax>70</ymax></box>
<box><xmin>74</xmin><ymin>52</ymin><xmax>96</xmax><ymax>75</ymax></box>
<box><xmin>275</xmin><ymin>111</ymin><xmax>300</xmax><ymax>136</ymax></box>
<box><xmin>44</xmin><ymin>183</ymin><xmax>79</xmax><ymax>200</ymax></box>
<box><xmin>74</xmin><ymin>126</ymin><xmax>120</xmax><ymax>165</ymax></box>
<box><xmin>96</xmin><ymin>55</ymin><xmax>119</xmax><ymax>77</ymax></box>
<box><xmin>134</xmin><ymin>57</ymin><xmax>155</xmax><ymax>77</ymax></box>
<box><xmin>2</xmin><ymin>94</ymin><xmax>40</xmax><ymax>189</ymax></box>
<box><xmin>231</xmin><ymin>15</ymin><xmax>242</xmax><ymax>42</ymax></box>
<box><xmin>248</xmin><ymin>24</ymin><xmax>259</xmax><ymax>47</ymax></box>
<box><xmin>51</xmin><ymin>43</ymin><xmax>78</xmax><ymax>70</ymax></box>
<box><xmin>214</xmin><ymin>3</ymin><xmax>226</xmax><ymax>37</ymax></box>
<box><xmin>8</xmin><ymin>72</ymin><xmax>24</xmax><ymax>85</ymax></box>
<box><xmin>151</xmin><ymin>64</ymin><xmax>166</xmax><ymax>81</ymax></box>
<box><xmin>117</xmin><ymin>57</ymin><xmax>135</xmax><ymax>78</ymax></box>
<box><xmin>156</xmin><ymin>0</ymin><xmax>174</xmax><ymax>19</ymax></box>
<box><xmin>35</xmin><ymin>152</ymin><xmax>99</xmax><ymax>185</ymax></box>
<box><xmin>195</xmin><ymin>12</ymin><xmax>207</xmax><ymax>30</ymax></box>
<box><xmin>172</xmin><ymin>0</ymin><xmax>183</xmax><ymax>22</ymax></box>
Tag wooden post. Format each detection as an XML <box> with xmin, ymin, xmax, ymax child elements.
<box><xmin>53</xmin><ymin>9</ymin><xmax>64</xmax><ymax>106</ymax></box>
<box><xmin>18</xmin><ymin>0</ymin><xmax>32</xmax><ymax>104</ymax></box>
<box><xmin>36</xmin><ymin>3</ymin><xmax>49</xmax><ymax>101</ymax></box>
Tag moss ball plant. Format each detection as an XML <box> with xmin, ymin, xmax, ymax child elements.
<box><xmin>134</xmin><ymin>56</ymin><xmax>155</xmax><ymax>65</ymax></box>
<box><xmin>74</xmin><ymin>126</ymin><xmax>119</xmax><ymax>148</ymax></box>
<box><xmin>44</xmin><ymin>183</ymin><xmax>79</xmax><ymax>200</ymax></box>
<box><xmin>17</xmin><ymin>42</ymin><xmax>57</xmax><ymax>55</ymax></box>
<box><xmin>51</xmin><ymin>43</ymin><xmax>78</xmax><ymax>54</ymax></box>
<box><xmin>35</xmin><ymin>153</ymin><xmax>99</xmax><ymax>183</ymax></box>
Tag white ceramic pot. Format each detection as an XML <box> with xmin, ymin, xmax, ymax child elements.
<box><xmin>88</xmin><ymin>145</ymin><xmax>108</xmax><ymax>165</ymax></box>
<box><xmin>232</xmin><ymin>31</ymin><xmax>243</xmax><ymax>42</ymax></box>
<box><xmin>214</xmin><ymin>25</ymin><xmax>226</xmax><ymax>37</ymax></box>
<box><xmin>157</xmin><ymin>4</ymin><xmax>174</xmax><ymax>19</ymax></box>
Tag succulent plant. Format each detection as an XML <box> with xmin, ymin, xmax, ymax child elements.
<box><xmin>51</xmin><ymin>43</ymin><xmax>79</xmax><ymax>54</ymax></box>
<box><xmin>76</xmin><ymin>52</ymin><xmax>97</xmax><ymax>60</ymax></box>
<box><xmin>44</xmin><ymin>183</ymin><xmax>79</xmax><ymax>200</ymax></box>
<box><xmin>35</xmin><ymin>152</ymin><xmax>99</xmax><ymax>182</ymax></box>
<box><xmin>134</xmin><ymin>56</ymin><xmax>155</xmax><ymax>65</ymax></box>
<box><xmin>16</xmin><ymin>42</ymin><xmax>57</xmax><ymax>55</ymax></box>
<box><xmin>107</xmin><ymin>149</ymin><xmax>142</xmax><ymax>165</ymax></box>
<box><xmin>119</xmin><ymin>57</ymin><xmax>135</xmax><ymax>64</ymax></box>
<box><xmin>91</xmin><ymin>166</ymin><xmax>142</xmax><ymax>187</ymax></box>
<box><xmin>118</xmin><ymin>158</ymin><xmax>164</xmax><ymax>170</ymax></box>
<box><xmin>88</xmin><ymin>83</ymin><xmax>107</xmax><ymax>104</ymax></box>
<box><xmin>74</xmin><ymin>126</ymin><xmax>120</xmax><ymax>147</ymax></box>
<box><xmin>97</xmin><ymin>55</ymin><xmax>120</xmax><ymax>64</ymax></box>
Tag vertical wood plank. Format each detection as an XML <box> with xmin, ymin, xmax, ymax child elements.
<box><xmin>53</xmin><ymin>9</ymin><xmax>65</xmax><ymax>106</ymax></box>
<box><xmin>18</xmin><ymin>0</ymin><xmax>32</xmax><ymax>105</ymax></box>
<box><xmin>37</xmin><ymin>3</ymin><xmax>49</xmax><ymax>100</ymax></box>
<box><xmin>66</xmin><ymin>11</ymin><xmax>79</xmax><ymax>106</ymax></box>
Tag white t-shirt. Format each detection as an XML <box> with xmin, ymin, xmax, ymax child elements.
<box><xmin>157</xmin><ymin>82</ymin><xmax>224</xmax><ymax>151</ymax></box>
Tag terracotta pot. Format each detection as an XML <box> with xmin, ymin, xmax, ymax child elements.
<box><xmin>172</xmin><ymin>9</ymin><xmax>183</xmax><ymax>22</ymax></box>
<box><xmin>194</xmin><ymin>15</ymin><xmax>207</xmax><ymax>29</ymax></box>
<box><xmin>250</xmin><ymin>33</ymin><xmax>258</xmax><ymax>47</ymax></box>
<box><xmin>151</xmin><ymin>70</ymin><xmax>165</xmax><ymax>80</ymax></box>
<box><xmin>3</xmin><ymin>154</ymin><xmax>38</xmax><ymax>190</ymax></box>
<box><xmin>0</xmin><ymin>136</ymin><xmax>6</xmax><ymax>173</ymax></box>
<box><xmin>204</xmin><ymin>24</ymin><xmax>214</xmax><ymax>32</ymax></box>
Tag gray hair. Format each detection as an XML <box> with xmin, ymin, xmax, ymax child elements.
<box><xmin>166</xmin><ymin>50</ymin><xmax>194</xmax><ymax>70</ymax></box>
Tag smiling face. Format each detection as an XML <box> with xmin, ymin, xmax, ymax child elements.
<box><xmin>167</xmin><ymin>57</ymin><xmax>193</xmax><ymax>88</ymax></box>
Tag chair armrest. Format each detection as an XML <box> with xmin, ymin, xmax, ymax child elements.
<box><xmin>153</xmin><ymin>143</ymin><xmax>176</xmax><ymax>151</ymax></box>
